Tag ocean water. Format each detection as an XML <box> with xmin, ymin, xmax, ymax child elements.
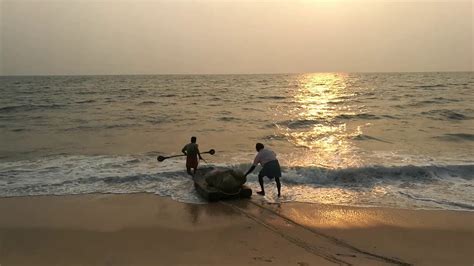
<box><xmin>1</xmin><ymin>72</ymin><xmax>473</xmax><ymax>210</ymax></box>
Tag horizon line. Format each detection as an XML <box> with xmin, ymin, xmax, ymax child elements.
<box><xmin>1</xmin><ymin>70</ymin><xmax>473</xmax><ymax>77</ymax></box>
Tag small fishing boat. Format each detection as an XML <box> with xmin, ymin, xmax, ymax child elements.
<box><xmin>193</xmin><ymin>167</ymin><xmax>252</xmax><ymax>201</ymax></box>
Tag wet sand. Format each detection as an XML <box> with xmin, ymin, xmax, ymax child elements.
<box><xmin>0</xmin><ymin>194</ymin><xmax>472</xmax><ymax>265</ymax></box>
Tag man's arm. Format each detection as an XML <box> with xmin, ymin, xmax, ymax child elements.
<box><xmin>245</xmin><ymin>153</ymin><xmax>260</xmax><ymax>176</ymax></box>
<box><xmin>197</xmin><ymin>147</ymin><xmax>203</xmax><ymax>160</ymax></box>
<box><xmin>181</xmin><ymin>145</ymin><xmax>187</xmax><ymax>155</ymax></box>
<box><xmin>244</xmin><ymin>165</ymin><xmax>256</xmax><ymax>177</ymax></box>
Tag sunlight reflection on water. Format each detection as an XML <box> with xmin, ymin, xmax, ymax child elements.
<box><xmin>282</xmin><ymin>73</ymin><xmax>364</xmax><ymax>168</ymax></box>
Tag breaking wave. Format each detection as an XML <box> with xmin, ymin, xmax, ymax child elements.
<box><xmin>0</xmin><ymin>155</ymin><xmax>473</xmax><ymax>210</ymax></box>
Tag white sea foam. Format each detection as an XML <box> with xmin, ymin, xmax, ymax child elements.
<box><xmin>0</xmin><ymin>154</ymin><xmax>472</xmax><ymax>211</ymax></box>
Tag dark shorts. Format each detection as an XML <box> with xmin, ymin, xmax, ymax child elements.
<box><xmin>186</xmin><ymin>156</ymin><xmax>198</xmax><ymax>169</ymax></box>
<box><xmin>258</xmin><ymin>160</ymin><xmax>281</xmax><ymax>179</ymax></box>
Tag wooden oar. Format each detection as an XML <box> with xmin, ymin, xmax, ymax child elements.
<box><xmin>157</xmin><ymin>149</ymin><xmax>215</xmax><ymax>162</ymax></box>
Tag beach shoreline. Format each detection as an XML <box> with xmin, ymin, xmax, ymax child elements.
<box><xmin>0</xmin><ymin>193</ymin><xmax>472</xmax><ymax>265</ymax></box>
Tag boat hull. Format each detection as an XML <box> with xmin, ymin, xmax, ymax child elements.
<box><xmin>193</xmin><ymin>167</ymin><xmax>252</xmax><ymax>201</ymax></box>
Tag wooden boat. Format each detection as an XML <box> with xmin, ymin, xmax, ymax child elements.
<box><xmin>193</xmin><ymin>167</ymin><xmax>252</xmax><ymax>201</ymax></box>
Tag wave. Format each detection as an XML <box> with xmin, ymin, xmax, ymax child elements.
<box><xmin>278</xmin><ymin>119</ymin><xmax>322</xmax><ymax>129</ymax></box>
<box><xmin>276</xmin><ymin>113</ymin><xmax>392</xmax><ymax>129</ymax></box>
<box><xmin>10</xmin><ymin>128</ymin><xmax>29</xmax><ymax>132</ymax></box>
<box><xmin>351</xmin><ymin>134</ymin><xmax>392</xmax><ymax>143</ymax></box>
<box><xmin>217</xmin><ymin>116</ymin><xmax>240</xmax><ymax>122</ymax></box>
<box><xmin>432</xmin><ymin>97</ymin><xmax>461</xmax><ymax>102</ymax></box>
<box><xmin>138</xmin><ymin>101</ymin><xmax>157</xmax><ymax>105</ymax></box>
<box><xmin>9</xmin><ymin>163</ymin><xmax>471</xmax><ymax>188</ymax></box>
<box><xmin>435</xmin><ymin>133</ymin><xmax>474</xmax><ymax>142</ymax></box>
<box><xmin>399</xmin><ymin>192</ymin><xmax>474</xmax><ymax>210</ymax></box>
<box><xmin>3</xmin><ymin>164</ymin><xmax>470</xmax><ymax>189</ymax></box>
<box><xmin>145</xmin><ymin>118</ymin><xmax>167</xmax><ymax>125</ymax></box>
<box><xmin>0</xmin><ymin>104</ymin><xmax>65</xmax><ymax>113</ymax></box>
<box><xmin>335</xmin><ymin>113</ymin><xmax>381</xmax><ymax>120</ymax></box>
<box><xmin>104</xmin><ymin>98</ymin><xmax>116</xmax><ymax>103</ymax></box>
<box><xmin>282</xmin><ymin>164</ymin><xmax>474</xmax><ymax>186</ymax></box>
<box><xmin>261</xmin><ymin>134</ymin><xmax>287</xmax><ymax>141</ymax></box>
<box><xmin>257</xmin><ymin>96</ymin><xmax>286</xmax><ymax>100</ymax></box>
<box><xmin>422</xmin><ymin>109</ymin><xmax>471</xmax><ymax>121</ymax></box>
<box><xmin>75</xmin><ymin>99</ymin><xmax>96</xmax><ymax>104</ymax></box>
<box><xmin>407</xmin><ymin>97</ymin><xmax>461</xmax><ymax>107</ymax></box>
<box><xmin>414</xmin><ymin>84</ymin><xmax>447</xmax><ymax>89</ymax></box>
<box><xmin>64</xmin><ymin>123</ymin><xmax>141</xmax><ymax>131</ymax></box>
<box><xmin>1</xmin><ymin>155</ymin><xmax>473</xmax><ymax>210</ymax></box>
<box><xmin>446</xmin><ymin>83</ymin><xmax>469</xmax><ymax>86</ymax></box>
<box><xmin>76</xmin><ymin>92</ymin><xmax>100</xmax><ymax>96</ymax></box>
<box><xmin>159</xmin><ymin>94</ymin><xmax>177</xmax><ymax>98</ymax></box>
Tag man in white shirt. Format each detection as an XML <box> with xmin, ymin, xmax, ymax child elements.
<box><xmin>244</xmin><ymin>143</ymin><xmax>282</xmax><ymax>197</ymax></box>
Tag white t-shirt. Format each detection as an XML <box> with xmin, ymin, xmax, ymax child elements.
<box><xmin>253</xmin><ymin>148</ymin><xmax>277</xmax><ymax>166</ymax></box>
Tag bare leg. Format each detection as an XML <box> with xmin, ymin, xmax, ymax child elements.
<box><xmin>275</xmin><ymin>176</ymin><xmax>281</xmax><ymax>197</ymax></box>
<box><xmin>257</xmin><ymin>174</ymin><xmax>265</xmax><ymax>195</ymax></box>
<box><xmin>186</xmin><ymin>166</ymin><xmax>193</xmax><ymax>176</ymax></box>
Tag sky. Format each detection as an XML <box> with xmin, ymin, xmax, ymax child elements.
<box><xmin>0</xmin><ymin>0</ymin><xmax>472</xmax><ymax>75</ymax></box>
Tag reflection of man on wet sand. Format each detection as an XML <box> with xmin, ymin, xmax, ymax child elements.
<box><xmin>182</xmin><ymin>136</ymin><xmax>203</xmax><ymax>176</ymax></box>
<box><xmin>244</xmin><ymin>143</ymin><xmax>282</xmax><ymax>197</ymax></box>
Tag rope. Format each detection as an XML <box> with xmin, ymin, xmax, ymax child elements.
<box><xmin>218</xmin><ymin>187</ymin><xmax>242</xmax><ymax>196</ymax></box>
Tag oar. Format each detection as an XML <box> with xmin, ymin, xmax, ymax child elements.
<box><xmin>157</xmin><ymin>149</ymin><xmax>216</xmax><ymax>162</ymax></box>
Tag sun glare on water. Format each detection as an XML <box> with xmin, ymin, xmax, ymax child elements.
<box><xmin>281</xmin><ymin>73</ymin><xmax>364</xmax><ymax>168</ymax></box>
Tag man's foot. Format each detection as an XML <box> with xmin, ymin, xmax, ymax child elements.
<box><xmin>277</xmin><ymin>193</ymin><xmax>281</xmax><ymax>197</ymax></box>
<box><xmin>256</xmin><ymin>191</ymin><xmax>265</xmax><ymax>196</ymax></box>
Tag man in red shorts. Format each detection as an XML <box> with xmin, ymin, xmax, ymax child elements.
<box><xmin>182</xmin><ymin>136</ymin><xmax>203</xmax><ymax>176</ymax></box>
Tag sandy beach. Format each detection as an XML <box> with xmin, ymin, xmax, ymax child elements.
<box><xmin>0</xmin><ymin>194</ymin><xmax>472</xmax><ymax>266</ymax></box>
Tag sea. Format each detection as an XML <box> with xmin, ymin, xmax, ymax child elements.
<box><xmin>1</xmin><ymin>72</ymin><xmax>473</xmax><ymax>210</ymax></box>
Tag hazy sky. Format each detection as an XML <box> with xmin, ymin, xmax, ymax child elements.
<box><xmin>1</xmin><ymin>0</ymin><xmax>472</xmax><ymax>75</ymax></box>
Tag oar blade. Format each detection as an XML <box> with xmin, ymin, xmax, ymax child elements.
<box><xmin>157</xmin><ymin>156</ymin><xmax>166</xmax><ymax>162</ymax></box>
